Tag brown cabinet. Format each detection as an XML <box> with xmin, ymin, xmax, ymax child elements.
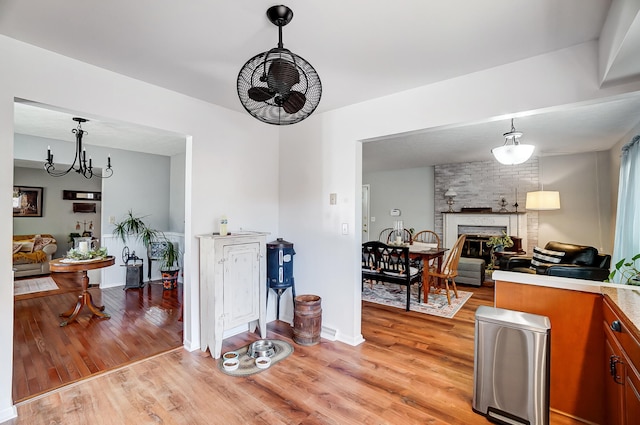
<box><xmin>603</xmin><ymin>297</ymin><xmax>640</xmax><ymax>425</ymax></box>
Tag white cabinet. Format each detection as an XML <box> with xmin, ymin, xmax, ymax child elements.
<box><xmin>197</xmin><ymin>232</ymin><xmax>267</xmax><ymax>359</ymax></box>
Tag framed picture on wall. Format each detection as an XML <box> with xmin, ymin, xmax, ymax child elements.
<box><xmin>13</xmin><ymin>186</ymin><xmax>43</xmax><ymax>217</ymax></box>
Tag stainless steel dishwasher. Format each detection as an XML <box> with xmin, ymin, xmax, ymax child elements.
<box><xmin>473</xmin><ymin>306</ymin><xmax>551</xmax><ymax>425</ymax></box>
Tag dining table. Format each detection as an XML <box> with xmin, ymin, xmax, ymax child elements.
<box><xmin>49</xmin><ymin>256</ymin><xmax>115</xmax><ymax>326</ymax></box>
<box><xmin>408</xmin><ymin>244</ymin><xmax>448</xmax><ymax>303</ymax></box>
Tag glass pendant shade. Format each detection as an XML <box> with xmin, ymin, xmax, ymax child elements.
<box><xmin>526</xmin><ymin>190</ymin><xmax>561</xmax><ymax>210</ymax></box>
<box><xmin>492</xmin><ymin>118</ymin><xmax>535</xmax><ymax>165</ymax></box>
<box><xmin>492</xmin><ymin>144</ymin><xmax>535</xmax><ymax>165</ymax></box>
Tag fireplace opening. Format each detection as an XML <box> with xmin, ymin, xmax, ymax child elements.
<box><xmin>458</xmin><ymin>225</ymin><xmax>519</xmax><ymax>265</ymax></box>
<box><xmin>461</xmin><ymin>235</ymin><xmax>493</xmax><ymax>264</ymax></box>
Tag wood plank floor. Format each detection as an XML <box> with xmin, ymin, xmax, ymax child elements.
<box><xmin>13</xmin><ymin>272</ymin><xmax>183</xmax><ymax>402</ymax></box>
<box><xmin>9</xmin><ymin>284</ymin><xmax>586</xmax><ymax>424</ymax></box>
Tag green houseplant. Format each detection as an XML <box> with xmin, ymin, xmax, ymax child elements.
<box><xmin>113</xmin><ymin>210</ymin><xmax>181</xmax><ymax>289</ymax></box>
<box><xmin>607</xmin><ymin>254</ymin><xmax>640</xmax><ymax>285</ymax></box>
<box><xmin>486</xmin><ymin>231</ymin><xmax>514</xmax><ymax>270</ymax></box>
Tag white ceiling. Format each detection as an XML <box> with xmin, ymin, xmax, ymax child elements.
<box><xmin>363</xmin><ymin>93</ymin><xmax>640</xmax><ymax>171</ymax></box>
<box><xmin>3</xmin><ymin>0</ymin><xmax>640</xmax><ymax>168</ymax></box>
<box><xmin>13</xmin><ymin>101</ymin><xmax>187</xmax><ymax>157</ymax></box>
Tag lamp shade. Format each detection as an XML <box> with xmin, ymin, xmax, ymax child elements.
<box><xmin>444</xmin><ymin>189</ymin><xmax>457</xmax><ymax>197</ymax></box>
<box><xmin>491</xmin><ymin>144</ymin><xmax>535</xmax><ymax>165</ymax></box>
<box><xmin>526</xmin><ymin>190</ymin><xmax>560</xmax><ymax>210</ymax></box>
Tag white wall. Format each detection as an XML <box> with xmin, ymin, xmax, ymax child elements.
<box><xmin>170</xmin><ymin>152</ymin><xmax>186</xmax><ymax>233</ymax></box>
<box><xmin>363</xmin><ymin>167</ymin><xmax>434</xmax><ymax>240</ymax></box>
<box><xmin>0</xmin><ymin>35</ymin><xmax>279</xmax><ymax>421</ymax></box>
<box><xmin>13</xmin><ymin>165</ymin><xmax>101</xmax><ymax>257</ymax></box>
<box><xmin>538</xmin><ymin>153</ymin><xmax>613</xmax><ymax>253</ymax></box>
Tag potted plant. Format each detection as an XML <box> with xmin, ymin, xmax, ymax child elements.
<box><xmin>113</xmin><ymin>210</ymin><xmax>181</xmax><ymax>289</ymax></box>
<box><xmin>158</xmin><ymin>240</ymin><xmax>181</xmax><ymax>290</ymax></box>
<box><xmin>486</xmin><ymin>231</ymin><xmax>514</xmax><ymax>270</ymax></box>
<box><xmin>607</xmin><ymin>254</ymin><xmax>640</xmax><ymax>285</ymax></box>
<box><xmin>112</xmin><ymin>210</ymin><xmax>159</xmax><ymax>248</ymax></box>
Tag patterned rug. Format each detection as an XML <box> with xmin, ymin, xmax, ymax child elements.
<box><xmin>362</xmin><ymin>283</ymin><xmax>472</xmax><ymax>318</ymax></box>
<box><xmin>14</xmin><ymin>276</ymin><xmax>58</xmax><ymax>295</ymax></box>
<box><xmin>218</xmin><ymin>339</ymin><xmax>293</xmax><ymax>377</ymax></box>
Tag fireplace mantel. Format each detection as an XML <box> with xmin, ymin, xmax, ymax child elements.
<box><xmin>442</xmin><ymin>212</ymin><xmax>527</xmax><ymax>250</ymax></box>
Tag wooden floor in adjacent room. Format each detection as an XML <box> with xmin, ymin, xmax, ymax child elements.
<box><xmin>9</xmin><ymin>283</ymin><xmax>584</xmax><ymax>425</ymax></box>
<box><xmin>12</xmin><ymin>272</ymin><xmax>183</xmax><ymax>403</ymax></box>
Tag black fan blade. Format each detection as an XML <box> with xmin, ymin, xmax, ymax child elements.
<box><xmin>267</xmin><ymin>59</ymin><xmax>299</xmax><ymax>94</ymax></box>
<box><xmin>283</xmin><ymin>91</ymin><xmax>306</xmax><ymax>114</ymax></box>
<box><xmin>248</xmin><ymin>86</ymin><xmax>274</xmax><ymax>102</ymax></box>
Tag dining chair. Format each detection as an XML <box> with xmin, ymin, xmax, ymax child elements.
<box><xmin>428</xmin><ymin>234</ymin><xmax>466</xmax><ymax>305</ymax></box>
<box><xmin>378</xmin><ymin>228</ymin><xmax>394</xmax><ymax>243</ymax></box>
<box><xmin>386</xmin><ymin>228</ymin><xmax>412</xmax><ymax>244</ymax></box>
<box><xmin>412</xmin><ymin>230</ymin><xmax>440</xmax><ymax>247</ymax></box>
<box><xmin>411</xmin><ymin>230</ymin><xmax>441</xmax><ymax>280</ymax></box>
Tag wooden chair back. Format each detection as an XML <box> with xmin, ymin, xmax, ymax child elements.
<box><xmin>442</xmin><ymin>234</ymin><xmax>467</xmax><ymax>277</ymax></box>
<box><xmin>378</xmin><ymin>228</ymin><xmax>394</xmax><ymax>242</ymax></box>
<box><xmin>386</xmin><ymin>228</ymin><xmax>412</xmax><ymax>244</ymax></box>
<box><xmin>412</xmin><ymin>230</ymin><xmax>440</xmax><ymax>247</ymax></box>
<box><xmin>426</xmin><ymin>234</ymin><xmax>467</xmax><ymax>305</ymax></box>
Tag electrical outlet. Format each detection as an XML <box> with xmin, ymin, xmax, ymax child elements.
<box><xmin>330</xmin><ymin>193</ymin><xmax>337</xmax><ymax>205</ymax></box>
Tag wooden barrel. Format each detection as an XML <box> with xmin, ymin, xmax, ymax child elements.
<box><xmin>293</xmin><ymin>295</ymin><xmax>322</xmax><ymax>346</ymax></box>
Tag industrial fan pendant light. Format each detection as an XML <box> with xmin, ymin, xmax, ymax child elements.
<box><xmin>237</xmin><ymin>5</ymin><xmax>322</xmax><ymax>125</ymax></box>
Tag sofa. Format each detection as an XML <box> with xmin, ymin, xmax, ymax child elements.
<box><xmin>12</xmin><ymin>234</ymin><xmax>58</xmax><ymax>278</ymax></box>
<box><xmin>502</xmin><ymin>241</ymin><xmax>611</xmax><ymax>281</ymax></box>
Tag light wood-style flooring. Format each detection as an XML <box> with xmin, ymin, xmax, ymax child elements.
<box><xmin>13</xmin><ymin>272</ymin><xmax>183</xmax><ymax>402</ymax></box>
<box><xmin>9</xmin><ymin>283</ymin><xmax>585</xmax><ymax>424</ymax></box>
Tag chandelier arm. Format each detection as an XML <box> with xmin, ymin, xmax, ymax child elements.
<box><xmin>44</xmin><ymin>117</ymin><xmax>113</xmax><ymax>179</ymax></box>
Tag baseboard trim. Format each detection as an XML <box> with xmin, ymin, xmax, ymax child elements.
<box><xmin>0</xmin><ymin>405</ymin><xmax>17</xmax><ymax>423</ymax></box>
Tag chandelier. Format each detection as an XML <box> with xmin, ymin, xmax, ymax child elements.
<box><xmin>237</xmin><ymin>5</ymin><xmax>322</xmax><ymax>125</ymax></box>
<box><xmin>44</xmin><ymin>117</ymin><xmax>113</xmax><ymax>179</ymax></box>
<box><xmin>491</xmin><ymin>118</ymin><xmax>535</xmax><ymax>165</ymax></box>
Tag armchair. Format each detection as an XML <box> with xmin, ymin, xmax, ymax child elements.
<box><xmin>503</xmin><ymin>241</ymin><xmax>611</xmax><ymax>281</ymax></box>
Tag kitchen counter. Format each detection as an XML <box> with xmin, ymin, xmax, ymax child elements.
<box><xmin>601</xmin><ymin>285</ymin><xmax>640</xmax><ymax>339</ymax></box>
<box><xmin>492</xmin><ymin>270</ymin><xmax>640</xmax><ymax>424</ymax></box>
<box><xmin>494</xmin><ymin>270</ymin><xmax>640</xmax><ymax>339</ymax></box>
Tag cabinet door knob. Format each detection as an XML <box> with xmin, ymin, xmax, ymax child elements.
<box><xmin>611</xmin><ymin>320</ymin><xmax>622</xmax><ymax>332</ymax></box>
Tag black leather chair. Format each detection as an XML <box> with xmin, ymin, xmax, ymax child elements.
<box><xmin>503</xmin><ymin>241</ymin><xmax>611</xmax><ymax>281</ymax></box>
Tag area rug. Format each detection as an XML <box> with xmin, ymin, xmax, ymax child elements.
<box><xmin>362</xmin><ymin>283</ymin><xmax>472</xmax><ymax>318</ymax></box>
<box><xmin>217</xmin><ymin>339</ymin><xmax>294</xmax><ymax>377</ymax></box>
<box><xmin>14</xmin><ymin>276</ymin><xmax>58</xmax><ymax>295</ymax></box>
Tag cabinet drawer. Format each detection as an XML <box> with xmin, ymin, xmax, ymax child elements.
<box><xmin>604</xmin><ymin>298</ymin><xmax>640</xmax><ymax>368</ymax></box>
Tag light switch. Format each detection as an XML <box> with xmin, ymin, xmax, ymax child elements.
<box><xmin>371</xmin><ymin>216</ymin><xmax>376</xmax><ymax>222</ymax></box>
<box><xmin>330</xmin><ymin>193</ymin><xmax>337</xmax><ymax>205</ymax></box>
<box><xmin>342</xmin><ymin>223</ymin><xmax>348</xmax><ymax>234</ymax></box>
<box><xmin>108</xmin><ymin>215</ymin><xmax>116</xmax><ymax>224</ymax></box>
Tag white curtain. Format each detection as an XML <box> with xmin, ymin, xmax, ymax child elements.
<box><xmin>612</xmin><ymin>135</ymin><xmax>640</xmax><ymax>283</ymax></box>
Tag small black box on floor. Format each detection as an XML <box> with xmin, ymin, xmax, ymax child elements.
<box><xmin>124</xmin><ymin>264</ymin><xmax>144</xmax><ymax>290</ymax></box>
